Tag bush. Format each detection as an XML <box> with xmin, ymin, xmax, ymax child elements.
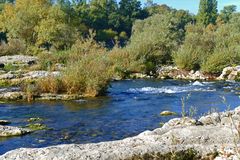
<box><xmin>0</xmin><ymin>39</ymin><xmax>26</xmax><ymax>56</ymax></box>
<box><xmin>37</xmin><ymin>51</ymin><xmax>68</xmax><ymax>71</ymax></box>
<box><xmin>174</xmin><ymin>24</ymin><xmax>215</xmax><ymax>71</ymax></box>
<box><xmin>108</xmin><ymin>47</ymin><xmax>144</xmax><ymax>78</ymax></box>
<box><xmin>62</xmin><ymin>53</ymin><xmax>112</xmax><ymax>97</ymax></box>
<box><xmin>36</xmin><ymin>76</ymin><xmax>64</xmax><ymax>94</ymax></box>
<box><xmin>35</xmin><ymin>36</ymin><xmax>112</xmax><ymax>97</ymax></box>
<box><xmin>69</xmin><ymin>31</ymin><xmax>106</xmax><ymax>62</ymax></box>
<box><xmin>126</xmin><ymin>10</ymin><xmax>193</xmax><ymax>74</ymax></box>
<box><xmin>201</xmin><ymin>15</ymin><xmax>240</xmax><ymax>73</ymax></box>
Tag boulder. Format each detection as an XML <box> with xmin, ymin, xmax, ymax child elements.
<box><xmin>0</xmin><ymin>125</ymin><xmax>31</xmax><ymax>137</ymax></box>
<box><xmin>218</xmin><ymin>66</ymin><xmax>240</xmax><ymax>80</ymax></box>
<box><xmin>0</xmin><ymin>120</ymin><xmax>11</xmax><ymax>125</ymax></box>
<box><xmin>0</xmin><ymin>91</ymin><xmax>24</xmax><ymax>100</ymax></box>
<box><xmin>160</xmin><ymin>111</ymin><xmax>177</xmax><ymax>116</ymax></box>
<box><xmin>198</xmin><ymin>112</ymin><xmax>221</xmax><ymax>125</ymax></box>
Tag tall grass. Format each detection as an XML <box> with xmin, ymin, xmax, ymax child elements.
<box><xmin>36</xmin><ymin>34</ymin><xmax>113</xmax><ymax>97</ymax></box>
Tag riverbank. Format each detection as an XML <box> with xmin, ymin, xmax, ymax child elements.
<box><xmin>0</xmin><ymin>55</ymin><xmax>239</xmax><ymax>102</ymax></box>
<box><xmin>1</xmin><ymin>106</ymin><xmax>240</xmax><ymax>160</ymax></box>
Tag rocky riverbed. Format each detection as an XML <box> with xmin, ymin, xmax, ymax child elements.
<box><xmin>1</xmin><ymin>107</ymin><xmax>240</xmax><ymax>160</ymax></box>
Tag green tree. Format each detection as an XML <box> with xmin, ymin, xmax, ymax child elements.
<box><xmin>220</xmin><ymin>5</ymin><xmax>237</xmax><ymax>23</ymax></box>
<box><xmin>197</xmin><ymin>0</ymin><xmax>218</xmax><ymax>26</ymax></box>
<box><xmin>127</xmin><ymin>10</ymin><xmax>193</xmax><ymax>74</ymax></box>
<box><xmin>0</xmin><ymin>0</ymin><xmax>76</xmax><ymax>49</ymax></box>
<box><xmin>174</xmin><ymin>24</ymin><xmax>216</xmax><ymax>71</ymax></box>
<box><xmin>118</xmin><ymin>0</ymin><xmax>147</xmax><ymax>35</ymax></box>
<box><xmin>201</xmin><ymin>14</ymin><xmax>240</xmax><ymax>73</ymax></box>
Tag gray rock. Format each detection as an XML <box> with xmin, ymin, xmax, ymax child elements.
<box><xmin>0</xmin><ymin>73</ymin><xmax>15</xmax><ymax>80</ymax></box>
<box><xmin>0</xmin><ymin>120</ymin><xmax>11</xmax><ymax>125</ymax></box>
<box><xmin>0</xmin><ymin>91</ymin><xmax>24</xmax><ymax>100</ymax></box>
<box><xmin>0</xmin><ymin>124</ymin><xmax>236</xmax><ymax>160</ymax></box>
<box><xmin>22</xmin><ymin>71</ymin><xmax>61</xmax><ymax>79</ymax></box>
<box><xmin>157</xmin><ymin>66</ymin><xmax>210</xmax><ymax>80</ymax></box>
<box><xmin>221</xmin><ymin>117</ymin><xmax>232</xmax><ymax>126</ymax></box>
<box><xmin>0</xmin><ymin>125</ymin><xmax>31</xmax><ymax>137</ymax></box>
<box><xmin>160</xmin><ymin>111</ymin><xmax>177</xmax><ymax>116</ymax></box>
<box><xmin>218</xmin><ymin>66</ymin><xmax>240</xmax><ymax>80</ymax></box>
<box><xmin>162</xmin><ymin>117</ymin><xmax>196</xmax><ymax>129</ymax></box>
<box><xmin>198</xmin><ymin>112</ymin><xmax>220</xmax><ymax>125</ymax></box>
<box><xmin>0</xmin><ymin>55</ymin><xmax>37</xmax><ymax>65</ymax></box>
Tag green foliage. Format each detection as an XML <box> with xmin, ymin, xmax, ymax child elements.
<box><xmin>35</xmin><ymin>6</ymin><xmax>77</xmax><ymax>49</ymax></box>
<box><xmin>62</xmin><ymin>38</ymin><xmax>112</xmax><ymax>96</ymax></box>
<box><xmin>0</xmin><ymin>0</ymin><xmax>76</xmax><ymax>50</ymax></box>
<box><xmin>175</xmin><ymin>13</ymin><xmax>240</xmax><ymax>74</ymax></box>
<box><xmin>36</xmin><ymin>37</ymin><xmax>112</xmax><ymax>97</ymax></box>
<box><xmin>201</xmin><ymin>15</ymin><xmax>240</xmax><ymax>73</ymax></box>
<box><xmin>4</xmin><ymin>63</ymin><xmax>19</xmax><ymax>72</ymax></box>
<box><xmin>25</xmin><ymin>123</ymin><xmax>49</xmax><ymax>131</ymax></box>
<box><xmin>62</xmin><ymin>52</ymin><xmax>112</xmax><ymax>96</ymax></box>
<box><xmin>146</xmin><ymin>4</ymin><xmax>171</xmax><ymax>16</ymax></box>
<box><xmin>220</xmin><ymin>5</ymin><xmax>237</xmax><ymax>23</ymax></box>
<box><xmin>109</xmin><ymin>47</ymin><xmax>142</xmax><ymax>78</ymax></box>
<box><xmin>174</xmin><ymin>24</ymin><xmax>215</xmax><ymax>71</ymax></box>
<box><xmin>127</xmin><ymin>10</ymin><xmax>193</xmax><ymax>74</ymax></box>
<box><xmin>197</xmin><ymin>0</ymin><xmax>218</xmax><ymax>26</ymax></box>
<box><xmin>37</xmin><ymin>51</ymin><xmax>68</xmax><ymax>70</ymax></box>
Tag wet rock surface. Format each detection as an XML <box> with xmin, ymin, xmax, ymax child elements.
<box><xmin>2</xmin><ymin>107</ymin><xmax>240</xmax><ymax>160</ymax></box>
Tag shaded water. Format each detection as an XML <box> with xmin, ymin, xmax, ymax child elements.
<box><xmin>0</xmin><ymin>79</ymin><xmax>240</xmax><ymax>154</ymax></box>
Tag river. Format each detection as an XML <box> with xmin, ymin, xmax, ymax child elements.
<box><xmin>0</xmin><ymin>79</ymin><xmax>240</xmax><ymax>154</ymax></box>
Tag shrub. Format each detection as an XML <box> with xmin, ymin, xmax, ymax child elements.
<box><xmin>0</xmin><ymin>39</ymin><xmax>26</xmax><ymax>56</ymax></box>
<box><xmin>201</xmin><ymin>48</ymin><xmax>240</xmax><ymax>74</ymax></box>
<box><xmin>37</xmin><ymin>51</ymin><xmax>68</xmax><ymax>71</ymax></box>
<box><xmin>127</xmin><ymin>10</ymin><xmax>193</xmax><ymax>74</ymax></box>
<box><xmin>35</xmin><ymin>36</ymin><xmax>112</xmax><ymax>97</ymax></box>
<box><xmin>108</xmin><ymin>47</ymin><xmax>143</xmax><ymax>78</ymax></box>
<box><xmin>36</xmin><ymin>76</ymin><xmax>64</xmax><ymax>94</ymax></box>
<box><xmin>201</xmin><ymin>15</ymin><xmax>240</xmax><ymax>73</ymax></box>
<box><xmin>174</xmin><ymin>24</ymin><xmax>215</xmax><ymax>71</ymax></box>
<box><xmin>69</xmin><ymin>31</ymin><xmax>106</xmax><ymax>62</ymax></box>
<box><xmin>62</xmin><ymin>53</ymin><xmax>112</xmax><ymax>97</ymax></box>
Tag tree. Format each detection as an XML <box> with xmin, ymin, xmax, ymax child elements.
<box><xmin>174</xmin><ymin>24</ymin><xmax>215</xmax><ymax>71</ymax></box>
<box><xmin>0</xmin><ymin>0</ymin><xmax>76</xmax><ymax>49</ymax></box>
<box><xmin>118</xmin><ymin>0</ymin><xmax>147</xmax><ymax>35</ymax></box>
<box><xmin>220</xmin><ymin>5</ymin><xmax>237</xmax><ymax>23</ymax></box>
<box><xmin>127</xmin><ymin>10</ymin><xmax>193</xmax><ymax>74</ymax></box>
<box><xmin>146</xmin><ymin>4</ymin><xmax>171</xmax><ymax>16</ymax></box>
<box><xmin>197</xmin><ymin>0</ymin><xmax>218</xmax><ymax>26</ymax></box>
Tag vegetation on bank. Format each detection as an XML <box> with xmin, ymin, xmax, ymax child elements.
<box><xmin>0</xmin><ymin>0</ymin><xmax>239</xmax><ymax>98</ymax></box>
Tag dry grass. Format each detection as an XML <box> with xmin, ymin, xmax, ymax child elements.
<box><xmin>36</xmin><ymin>76</ymin><xmax>64</xmax><ymax>94</ymax></box>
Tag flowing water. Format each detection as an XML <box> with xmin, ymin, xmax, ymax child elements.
<box><xmin>0</xmin><ymin>79</ymin><xmax>240</xmax><ymax>154</ymax></box>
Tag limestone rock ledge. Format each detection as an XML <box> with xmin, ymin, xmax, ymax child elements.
<box><xmin>2</xmin><ymin>107</ymin><xmax>240</xmax><ymax>160</ymax></box>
